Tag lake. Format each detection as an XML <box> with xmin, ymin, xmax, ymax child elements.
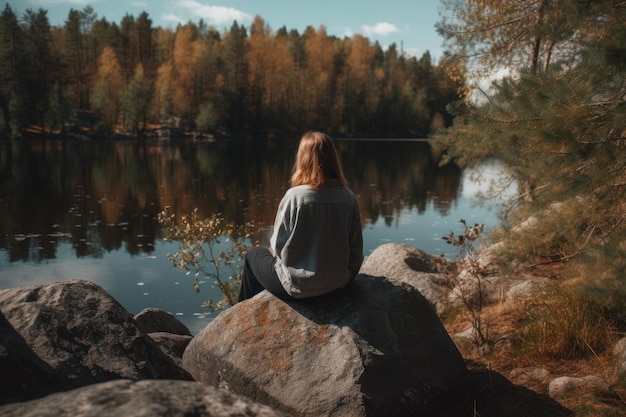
<box><xmin>0</xmin><ymin>137</ymin><xmax>505</xmax><ymax>334</ymax></box>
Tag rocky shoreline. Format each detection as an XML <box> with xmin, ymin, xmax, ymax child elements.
<box><xmin>1</xmin><ymin>243</ymin><xmax>625</xmax><ymax>416</ymax></box>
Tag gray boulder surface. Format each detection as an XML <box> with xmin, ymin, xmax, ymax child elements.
<box><xmin>148</xmin><ymin>331</ymin><xmax>193</xmax><ymax>367</ymax></box>
<box><xmin>183</xmin><ymin>274</ymin><xmax>469</xmax><ymax>417</ymax></box>
<box><xmin>0</xmin><ymin>311</ymin><xmax>57</xmax><ymax>405</ymax></box>
<box><xmin>614</xmin><ymin>337</ymin><xmax>626</xmax><ymax>379</ymax></box>
<box><xmin>360</xmin><ymin>243</ymin><xmax>451</xmax><ymax>314</ymax></box>
<box><xmin>0</xmin><ymin>279</ymin><xmax>192</xmax><ymax>393</ymax></box>
<box><xmin>0</xmin><ymin>379</ymin><xmax>290</xmax><ymax>417</ymax></box>
<box><xmin>133</xmin><ymin>307</ymin><xmax>194</xmax><ymax>366</ymax></box>
<box><xmin>134</xmin><ymin>307</ymin><xmax>192</xmax><ymax>336</ymax></box>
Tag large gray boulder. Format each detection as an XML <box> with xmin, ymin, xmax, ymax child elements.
<box><xmin>360</xmin><ymin>243</ymin><xmax>451</xmax><ymax>314</ymax></box>
<box><xmin>0</xmin><ymin>311</ymin><xmax>57</xmax><ymax>405</ymax></box>
<box><xmin>183</xmin><ymin>274</ymin><xmax>469</xmax><ymax>417</ymax></box>
<box><xmin>363</xmin><ymin>243</ymin><xmax>546</xmax><ymax>316</ymax></box>
<box><xmin>0</xmin><ymin>379</ymin><xmax>289</xmax><ymax>417</ymax></box>
<box><xmin>0</xmin><ymin>280</ymin><xmax>192</xmax><ymax>393</ymax></box>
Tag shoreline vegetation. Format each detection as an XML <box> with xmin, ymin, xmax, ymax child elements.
<box><xmin>14</xmin><ymin>122</ymin><xmax>435</xmax><ymax>142</ymax></box>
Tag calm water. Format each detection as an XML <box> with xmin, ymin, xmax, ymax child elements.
<box><xmin>0</xmin><ymin>138</ymin><xmax>504</xmax><ymax>334</ymax></box>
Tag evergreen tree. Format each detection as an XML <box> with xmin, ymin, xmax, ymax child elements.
<box><xmin>24</xmin><ymin>8</ymin><xmax>56</xmax><ymax>133</ymax></box>
<box><xmin>0</xmin><ymin>4</ymin><xmax>27</xmax><ymax>136</ymax></box>
<box><xmin>435</xmin><ymin>1</ymin><xmax>626</xmax><ymax>274</ymax></box>
<box><xmin>218</xmin><ymin>21</ymin><xmax>248</xmax><ymax>134</ymax></box>
<box><xmin>63</xmin><ymin>7</ymin><xmax>97</xmax><ymax>109</ymax></box>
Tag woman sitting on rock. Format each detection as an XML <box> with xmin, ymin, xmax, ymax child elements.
<box><xmin>238</xmin><ymin>131</ymin><xmax>364</xmax><ymax>301</ymax></box>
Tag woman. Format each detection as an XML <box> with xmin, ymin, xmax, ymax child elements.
<box><xmin>238</xmin><ymin>131</ymin><xmax>364</xmax><ymax>301</ymax></box>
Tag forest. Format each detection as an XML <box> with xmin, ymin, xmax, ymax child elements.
<box><xmin>0</xmin><ymin>4</ymin><xmax>460</xmax><ymax>139</ymax></box>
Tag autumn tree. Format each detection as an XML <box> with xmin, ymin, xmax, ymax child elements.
<box><xmin>91</xmin><ymin>46</ymin><xmax>124</xmax><ymax>130</ymax></box>
<box><xmin>153</xmin><ymin>27</ymin><xmax>175</xmax><ymax>68</ymax></box>
<box><xmin>121</xmin><ymin>63</ymin><xmax>153</xmax><ymax>135</ymax></box>
<box><xmin>302</xmin><ymin>26</ymin><xmax>337</xmax><ymax>130</ymax></box>
<box><xmin>194</xmin><ymin>27</ymin><xmax>221</xmax><ymax>133</ymax></box>
<box><xmin>171</xmin><ymin>23</ymin><xmax>202</xmax><ymax>128</ymax></box>
<box><xmin>246</xmin><ymin>16</ymin><xmax>294</xmax><ymax>133</ymax></box>
<box><xmin>153</xmin><ymin>61</ymin><xmax>175</xmax><ymax>125</ymax></box>
<box><xmin>152</xmin><ymin>27</ymin><xmax>176</xmax><ymax>123</ymax></box>
<box><xmin>343</xmin><ymin>34</ymin><xmax>376</xmax><ymax>134</ymax></box>
<box><xmin>435</xmin><ymin>1</ymin><xmax>626</xmax><ymax>275</ymax></box>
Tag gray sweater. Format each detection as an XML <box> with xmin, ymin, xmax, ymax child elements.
<box><xmin>270</xmin><ymin>180</ymin><xmax>364</xmax><ymax>298</ymax></box>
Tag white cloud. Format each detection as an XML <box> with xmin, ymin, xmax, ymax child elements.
<box><xmin>162</xmin><ymin>12</ymin><xmax>183</xmax><ymax>24</ymax></box>
<box><xmin>337</xmin><ymin>25</ymin><xmax>355</xmax><ymax>38</ymax></box>
<box><xmin>30</xmin><ymin>0</ymin><xmax>100</xmax><ymax>5</ymax></box>
<box><xmin>175</xmin><ymin>1</ymin><xmax>252</xmax><ymax>26</ymax></box>
<box><xmin>362</xmin><ymin>22</ymin><xmax>399</xmax><ymax>37</ymax></box>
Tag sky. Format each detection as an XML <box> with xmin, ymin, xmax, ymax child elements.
<box><xmin>8</xmin><ymin>0</ymin><xmax>446</xmax><ymax>60</ymax></box>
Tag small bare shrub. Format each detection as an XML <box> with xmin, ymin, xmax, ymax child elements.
<box><xmin>441</xmin><ymin>219</ymin><xmax>491</xmax><ymax>348</ymax></box>
<box><xmin>158</xmin><ymin>207</ymin><xmax>254</xmax><ymax>310</ymax></box>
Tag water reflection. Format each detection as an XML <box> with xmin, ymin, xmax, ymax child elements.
<box><xmin>0</xmin><ymin>138</ymin><xmax>462</xmax><ymax>263</ymax></box>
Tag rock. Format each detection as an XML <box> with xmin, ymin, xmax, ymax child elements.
<box><xmin>134</xmin><ymin>307</ymin><xmax>192</xmax><ymax>336</ymax></box>
<box><xmin>0</xmin><ymin>379</ymin><xmax>289</xmax><ymax>417</ymax></box>
<box><xmin>183</xmin><ymin>274</ymin><xmax>468</xmax><ymax>417</ymax></box>
<box><xmin>446</xmin><ymin>272</ymin><xmax>496</xmax><ymax>309</ymax></box>
<box><xmin>509</xmin><ymin>367</ymin><xmax>551</xmax><ymax>385</ymax></box>
<box><xmin>360</xmin><ymin>243</ymin><xmax>451</xmax><ymax>314</ymax></box>
<box><xmin>548</xmin><ymin>375</ymin><xmax>609</xmax><ymax>399</ymax></box>
<box><xmin>505</xmin><ymin>278</ymin><xmax>552</xmax><ymax>300</ymax></box>
<box><xmin>474</xmin><ymin>242</ymin><xmax>503</xmax><ymax>275</ymax></box>
<box><xmin>613</xmin><ymin>337</ymin><xmax>626</xmax><ymax>378</ymax></box>
<box><xmin>446</xmin><ymin>273</ymin><xmax>531</xmax><ymax>311</ymax></box>
<box><xmin>452</xmin><ymin>326</ymin><xmax>481</xmax><ymax>349</ymax></box>
<box><xmin>0</xmin><ymin>311</ymin><xmax>57</xmax><ymax>405</ymax></box>
<box><xmin>0</xmin><ymin>280</ymin><xmax>192</xmax><ymax>391</ymax></box>
<box><xmin>133</xmin><ymin>308</ymin><xmax>193</xmax><ymax>366</ymax></box>
<box><xmin>148</xmin><ymin>332</ymin><xmax>193</xmax><ymax>366</ymax></box>
<box><xmin>360</xmin><ymin>243</ymin><xmax>552</xmax><ymax>317</ymax></box>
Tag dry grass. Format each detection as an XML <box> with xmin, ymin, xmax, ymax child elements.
<box><xmin>442</xmin><ymin>263</ymin><xmax>626</xmax><ymax>417</ymax></box>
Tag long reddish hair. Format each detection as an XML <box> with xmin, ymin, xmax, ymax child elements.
<box><xmin>290</xmin><ymin>131</ymin><xmax>347</xmax><ymax>188</ymax></box>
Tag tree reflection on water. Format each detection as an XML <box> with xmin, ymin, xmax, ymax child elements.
<box><xmin>0</xmin><ymin>138</ymin><xmax>462</xmax><ymax>263</ymax></box>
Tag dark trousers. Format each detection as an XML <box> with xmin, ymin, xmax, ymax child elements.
<box><xmin>238</xmin><ymin>247</ymin><xmax>290</xmax><ymax>302</ymax></box>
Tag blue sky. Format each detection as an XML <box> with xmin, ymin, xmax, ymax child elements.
<box><xmin>9</xmin><ymin>0</ymin><xmax>445</xmax><ymax>60</ymax></box>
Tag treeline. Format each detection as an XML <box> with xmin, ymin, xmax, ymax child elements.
<box><xmin>0</xmin><ymin>4</ymin><xmax>460</xmax><ymax>139</ymax></box>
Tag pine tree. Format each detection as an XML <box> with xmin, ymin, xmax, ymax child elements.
<box><xmin>435</xmin><ymin>1</ymin><xmax>626</xmax><ymax>274</ymax></box>
<box><xmin>0</xmin><ymin>4</ymin><xmax>27</xmax><ymax>136</ymax></box>
<box><xmin>24</xmin><ymin>8</ymin><xmax>55</xmax><ymax>133</ymax></box>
